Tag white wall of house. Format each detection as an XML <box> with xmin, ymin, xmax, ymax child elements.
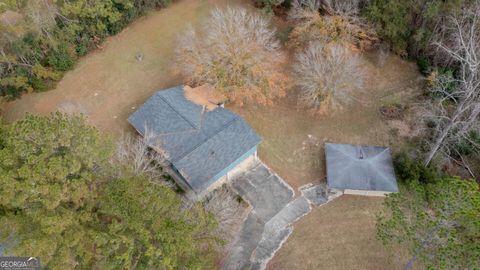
<box><xmin>343</xmin><ymin>189</ymin><xmax>393</xmax><ymax>197</ymax></box>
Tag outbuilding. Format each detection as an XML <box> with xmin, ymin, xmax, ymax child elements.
<box><xmin>325</xmin><ymin>143</ymin><xmax>398</xmax><ymax>196</ymax></box>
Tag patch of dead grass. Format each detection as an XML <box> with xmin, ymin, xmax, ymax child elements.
<box><xmin>228</xmin><ymin>50</ymin><xmax>423</xmax><ymax>190</ymax></box>
<box><xmin>267</xmin><ymin>195</ymin><xmax>420</xmax><ymax>270</ymax></box>
<box><xmin>0</xmin><ymin>0</ymin><xmax>241</xmax><ymax>136</ymax></box>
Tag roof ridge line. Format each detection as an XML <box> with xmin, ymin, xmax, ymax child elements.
<box><xmin>158</xmin><ymin>91</ymin><xmax>199</xmax><ymax>130</ymax></box>
<box><xmin>172</xmin><ymin>116</ymin><xmax>240</xmax><ymax>163</ymax></box>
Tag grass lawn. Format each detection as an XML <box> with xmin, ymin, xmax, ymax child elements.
<box><xmin>0</xmin><ymin>0</ymin><xmax>239</xmax><ymax>136</ymax></box>
<box><xmin>0</xmin><ymin>0</ymin><xmax>422</xmax><ymax>190</ymax></box>
<box><xmin>267</xmin><ymin>195</ymin><xmax>421</xmax><ymax>270</ymax></box>
<box><xmin>0</xmin><ymin>0</ymin><xmax>425</xmax><ymax>267</ymax></box>
<box><xmin>228</xmin><ymin>51</ymin><xmax>423</xmax><ymax>190</ymax></box>
<box><xmin>227</xmin><ymin>48</ymin><xmax>424</xmax><ymax>269</ymax></box>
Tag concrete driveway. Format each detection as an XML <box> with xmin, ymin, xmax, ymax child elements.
<box><xmin>222</xmin><ymin>160</ymin><xmax>331</xmax><ymax>270</ymax></box>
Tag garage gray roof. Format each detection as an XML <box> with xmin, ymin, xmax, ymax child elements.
<box><xmin>128</xmin><ymin>86</ymin><xmax>261</xmax><ymax>192</ymax></box>
<box><xmin>325</xmin><ymin>143</ymin><xmax>398</xmax><ymax>192</ymax></box>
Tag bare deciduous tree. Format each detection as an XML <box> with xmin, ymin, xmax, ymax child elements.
<box><xmin>176</xmin><ymin>6</ymin><xmax>288</xmax><ymax>105</ymax></box>
<box><xmin>203</xmin><ymin>185</ymin><xmax>247</xmax><ymax>249</ymax></box>
<box><xmin>114</xmin><ymin>129</ymin><xmax>169</xmax><ymax>181</ymax></box>
<box><xmin>288</xmin><ymin>0</ymin><xmax>351</xmax><ymax>16</ymax></box>
<box><xmin>329</xmin><ymin>0</ymin><xmax>361</xmax><ymax>17</ymax></box>
<box><xmin>289</xmin><ymin>0</ymin><xmax>321</xmax><ymax>19</ymax></box>
<box><xmin>293</xmin><ymin>42</ymin><xmax>364</xmax><ymax>111</ymax></box>
<box><xmin>288</xmin><ymin>0</ymin><xmax>376</xmax><ymax>48</ymax></box>
<box><xmin>24</xmin><ymin>0</ymin><xmax>57</xmax><ymax>40</ymax></box>
<box><xmin>421</xmin><ymin>2</ymin><xmax>480</xmax><ymax>166</ymax></box>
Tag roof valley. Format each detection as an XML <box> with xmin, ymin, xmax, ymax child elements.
<box><xmin>128</xmin><ymin>86</ymin><xmax>261</xmax><ymax>192</ymax></box>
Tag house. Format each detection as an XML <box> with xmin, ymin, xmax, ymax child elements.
<box><xmin>128</xmin><ymin>86</ymin><xmax>261</xmax><ymax>196</ymax></box>
<box><xmin>325</xmin><ymin>143</ymin><xmax>398</xmax><ymax>196</ymax></box>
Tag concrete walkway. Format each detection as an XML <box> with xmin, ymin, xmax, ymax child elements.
<box><xmin>222</xmin><ymin>161</ymin><xmax>336</xmax><ymax>270</ymax></box>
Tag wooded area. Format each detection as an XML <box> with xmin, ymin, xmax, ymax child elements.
<box><xmin>0</xmin><ymin>114</ymin><xmax>222</xmax><ymax>269</ymax></box>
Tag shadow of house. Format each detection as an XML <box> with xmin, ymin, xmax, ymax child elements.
<box><xmin>128</xmin><ymin>86</ymin><xmax>261</xmax><ymax>198</ymax></box>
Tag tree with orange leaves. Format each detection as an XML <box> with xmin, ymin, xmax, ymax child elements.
<box><xmin>176</xmin><ymin>7</ymin><xmax>288</xmax><ymax>105</ymax></box>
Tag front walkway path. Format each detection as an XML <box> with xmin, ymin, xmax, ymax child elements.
<box><xmin>222</xmin><ymin>161</ymin><xmax>338</xmax><ymax>270</ymax></box>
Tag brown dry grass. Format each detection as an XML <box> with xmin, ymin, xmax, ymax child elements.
<box><xmin>0</xmin><ymin>0</ymin><xmax>239</xmax><ymax>136</ymax></box>
<box><xmin>228</xmin><ymin>50</ymin><xmax>423</xmax><ymax>191</ymax></box>
<box><xmin>267</xmin><ymin>195</ymin><xmax>420</xmax><ymax>270</ymax></box>
<box><xmin>0</xmin><ymin>10</ymin><xmax>24</xmax><ymax>25</ymax></box>
<box><xmin>0</xmin><ymin>2</ymin><xmax>426</xmax><ymax>268</ymax></box>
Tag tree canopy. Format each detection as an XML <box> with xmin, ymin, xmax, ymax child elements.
<box><xmin>365</xmin><ymin>0</ymin><xmax>466</xmax><ymax>55</ymax></box>
<box><xmin>0</xmin><ymin>114</ymin><xmax>220</xmax><ymax>269</ymax></box>
<box><xmin>96</xmin><ymin>175</ymin><xmax>219</xmax><ymax>269</ymax></box>
<box><xmin>377</xmin><ymin>176</ymin><xmax>480</xmax><ymax>269</ymax></box>
<box><xmin>0</xmin><ymin>113</ymin><xmax>111</xmax><ymax>268</ymax></box>
<box><xmin>0</xmin><ymin>0</ymin><xmax>171</xmax><ymax>99</ymax></box>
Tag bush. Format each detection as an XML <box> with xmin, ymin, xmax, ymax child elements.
<box><xmin>416</xmin><ymin>56</ymin><xmax>433</xmax><ymax>75</ymax></box>
<box><xmin>456</xmin><ymin>131</ymin><xmax>480</xmax><ymax>156</ymax></box>
<box><xmin>425</xmin><ymin>67</ymin><xmax>458</xmax><ymax>101</ymax></box>
<box><xmin>0</xmin><ymin>85</ymin><xmax>23</xmax><ymax>99</ymax></box>
<box><xmin>133</xmin><ymin>0</ymin><xmax>172</xmax><ymax>13</ymax></box>
<box><xmin>394</xmin><ymin>152</ymin><xmax>439</xmax><ymax>184</ymax></box>
<box><xmin>176</xmin><ymin>7</ymin><xmax>288</xmax><ymax>105</ymax></box>
<box><xmin>293</xmin><ymin>42</ymin><xmax>364</xmax><ymax>111</ymax></box>
<box><xmin>47</xmin><ymin>43</ymin><xmax>76</xmax><ymax>71</ymax></box>
<box><xmin>27</xmin><ymin>76</ymin><xmax>47</xmax><ymax>92</ymax></box>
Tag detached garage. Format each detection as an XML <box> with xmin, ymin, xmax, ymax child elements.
<box><xmin>325</xmin><ymin>143</ymin><xmax>398</xmax><ymax>196</ymax></box>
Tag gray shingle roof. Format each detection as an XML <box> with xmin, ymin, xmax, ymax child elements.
<box><xmin>325</xmin><ymin>143</ymin><xmax>398</xmax><ymax>192</ymax></box>
<box><xmin>128</xmin><ymin>86</ymin><xmax>261</xmax><ymax>192</ymax></box>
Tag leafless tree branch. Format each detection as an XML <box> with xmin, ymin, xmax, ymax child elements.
<box><xmin>203</xmin><ymin>185</ymin><xmax>247</xmax><ymax>249</ymax></box>
<box><xmin>422</xmin><ymin>2</ymin><xmax>480</xmax><ymax>165</ymax></box>
<box><xmin>293</xmin><ymin>41</ymin><xmax>365</xmax><ymax>111</ymax></box>
<box><xmin>114</xmin><ymin>128</ymin><xmax>170</xmax><ymax>182</ymax></box>
<box><xmin>175</xmin><ymin>6</ymin><xmax>288</xmax><ymax>105</ymax></box>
